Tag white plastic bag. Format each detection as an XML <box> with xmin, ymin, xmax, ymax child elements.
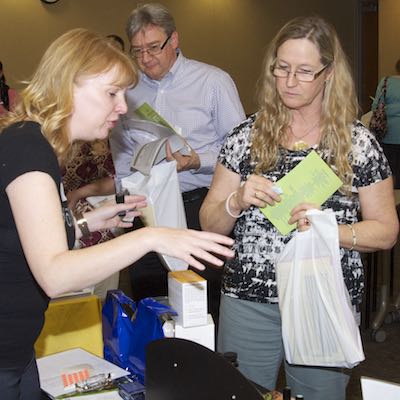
<box><xmin>121</xmin><ymin>160</ymin><xmax>188</xmax><ymax>271</ymax></box>
<box><xmin>276</xmin><ymin>209</ymin><xmax>365</xmax><ymax>368</ymax></box>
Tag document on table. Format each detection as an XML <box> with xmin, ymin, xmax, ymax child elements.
<box><xmin>60</xmin><ymin>392</ymin><xmax>121</xmax><ymax>400</ymax></box>
<box><xmin>361</xmin><ymin>376</ymin><xmax>400</xmax><ymax>400</ymax></box>
<box><xmin>37</xmin><ymin>348</ymin><xmax>129</xmax><ymax>399</ymax></box>
<box><xmin>260</xmin><ymin>150</ymin><xmax>342</xmax><ymax>235</ymax></box>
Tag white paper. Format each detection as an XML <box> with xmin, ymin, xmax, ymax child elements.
<box><xmin>37</xmin><ymin>348</ymin><xmax>129</xmax><ymax>398</ymax></box>
<box><xmin>127</xmin><ymin>119</ymin><xmax>191</xmax><ymax>176</ymax></box>
<box><xmin>61</xmin><ymin>392</ymin><xmax>122</xmax><ymax>400</ymax></box>
<box><xmin>361</xmin><ymin>376</ymin><xmax>400</xmax><ymax>400</ymax></box>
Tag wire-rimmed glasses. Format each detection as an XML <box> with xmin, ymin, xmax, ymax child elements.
<box><xmin>130</xmin><ymin>34</ymin><xmax>172</xmax><ymax>59</ymax></box>
<box><xmin>271</xmin><ymin>63</ymin><xmax>330</xmax><ymax>82</ymax></box>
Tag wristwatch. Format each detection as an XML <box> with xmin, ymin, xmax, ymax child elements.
<box><xmin>75</xmin><ymin>212</ymin><xmax>91</xmax><ymax>238</ymax></box>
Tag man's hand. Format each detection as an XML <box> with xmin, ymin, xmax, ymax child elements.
<box><xmin>166</xmin><ymin>142</ymin><xmax>200</xmax><ymax>172</ymax></box>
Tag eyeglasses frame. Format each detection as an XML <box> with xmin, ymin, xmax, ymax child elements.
<box><xmin>130</xmin><ymin>33</ymin><xmax>172</xmax><ymax>59</ymax></box>
<box><xmin>271</xmin><ymin>63</ymin><xmax>331</xmax><ymax>82</ymax></box>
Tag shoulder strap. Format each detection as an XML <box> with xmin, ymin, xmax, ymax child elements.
<box><xmin>382</xmin><ymin>76</ymin><xmax>388</xmax><ymax>99</ymax></box>
<box><xmin>376</xmin><ymin>77</ymin><xmax>388</xmax><ymax>104</ymax></box>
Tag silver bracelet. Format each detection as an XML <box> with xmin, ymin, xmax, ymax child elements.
<box><xmin>347</xmin><ymin>223</ymin><xmax>357</xmax><ymax>251</ymax></box>
<box><xmin>225</xmin><ymin>191</ymin><xmax>244</xmax><ymax>218</ymax></box>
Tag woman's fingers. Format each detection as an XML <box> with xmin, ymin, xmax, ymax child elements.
<box><xmin>239</xmin><ymin>175</ymin><xmax>282</xmax><ymax>208</ymax></box>
<box><xmin>289</xmin><ymin>203</ymin><xmax>320</xmax><ymax>230</ymax></box>
<box><xmin>290</xmin><ymin>202</ymin><xmax>320</xmax><ymax>216</ymax></box>
<box><xmin>253</xmin><ymin>187</ymin><xmax>282</xmax><ymax>207</ymax></box>
<box><xmin>288</xmin><ymin>212</ymin><xmax>310</xmax><ymax>231</ymax></box>
<box><xmin>186</xmin><ymin>230</ymin><xmax>235</xmax><ymax>260</ymax></box>
<box><xmin>123</xmin><ymin>194</ymin><xmax>147</xmax><ymax>205</ymax></box>
<box><xmin>297</xmin><ymin>217</ymin><xmax>311</xmax><ymax>231</ymax></box>
<box><xmin>110</xmin><ymin>198</ymin><xmax>147</xmax><ymax>219</ymax></box>
<box><xmin>155</xmin><ymin>228</ymin><xmax>235</xmax><ymax>270</ymax></box>
<box><xmin>116</xmin><ymin>210</ymin><xmax>142</xmax><ymax>227</ymax></box>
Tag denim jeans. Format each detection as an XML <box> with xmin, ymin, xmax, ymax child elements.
<box><xmin>0</xmin><ymin>353</ymin><xmax>41</xmax><ymax>400</ymax></box>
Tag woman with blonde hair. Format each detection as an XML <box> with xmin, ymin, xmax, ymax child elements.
<box><xmin>200</xmin><ymin>15</ymin><xmax>398</xmax><ymax>400</ymax></box>
<box><xmin>0</xmin><ymin>28</ymin><xmax>234</xmax><ymax>399</ymax></box>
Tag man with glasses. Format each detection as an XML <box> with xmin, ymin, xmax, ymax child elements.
<box><xmin>110</xmin><ymin>3</ymin><xmax>245</xmax><ymax>327</ymax></box>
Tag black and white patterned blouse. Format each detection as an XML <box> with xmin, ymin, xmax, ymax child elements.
<box><xmin>219</xmin><ymin>114</ymin><xmax>391</xmax><ymax>306</ymax></box>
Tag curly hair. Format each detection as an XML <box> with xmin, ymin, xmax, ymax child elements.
<box><xmin>0</xmin><ymin>28</ymin><xmax>137</xmax><ymax>163</ymax></box>
<box><xmin>251</xmin><ymin>16</ymin><xmax>358</xmax><ymax>190</ymax></box>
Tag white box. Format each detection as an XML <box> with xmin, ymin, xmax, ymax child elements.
<box><xmin>168</xmin><ymin>270</ymin><xmax>207</xmax><ymax>327</ymax></box>
<box><xmin>173</xmin><ymin>314</ymin><xmax>215</xmax><ymax>351</ymax></box>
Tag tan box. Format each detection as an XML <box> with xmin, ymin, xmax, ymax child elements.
<box><xmin>168</xmin><ymin>270</ymin><xmax>207</xmax><ymax>327</ymax></box>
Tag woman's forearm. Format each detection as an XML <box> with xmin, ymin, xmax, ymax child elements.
<box><xmin>338</xmin><ymin>220</ymin><xmax>398</xmax><ymax>253</ymax></box>
<box><xmin>200</xmin><ymin>195</ymin><xmax>238</xmax><ymax>235</ymax></box>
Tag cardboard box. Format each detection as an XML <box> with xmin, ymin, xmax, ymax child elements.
<box><xmin>173</xmin><ymin>314</ymin><xmax>215</xmax><ymax>351</ymax></box>
<box><xmin>168</xmin><ymin>270</ymin><xmax>207</xmax><ymax>327</ymax></box>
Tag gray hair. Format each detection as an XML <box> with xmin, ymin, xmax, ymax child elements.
<box><xmin>126</xmin><ymin>3</ymin><xmax>176</xmax><ymax>41</ymax></box>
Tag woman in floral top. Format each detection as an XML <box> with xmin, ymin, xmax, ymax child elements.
<box><xmin>62</xmin><ymin>139</ymin><xmax>118</xmax><ymax>300</ymax></box>
<box><xmin>200</xmin><ymin>16</ymin><xmax>398</xmax><ymax>400</ymax></box>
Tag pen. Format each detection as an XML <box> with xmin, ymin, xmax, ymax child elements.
<box><xmin>115</xmin><ymin>178</ymin><xmax>128</xmax><ymax>218</ymax></box>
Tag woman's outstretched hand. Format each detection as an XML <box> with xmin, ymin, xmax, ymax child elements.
<box><xmin>85</xmin><ymin>194</ymin><xmax>147</xmax><ymax>232</ymax></box>
<box><xmin>149</xmin><ymin>227</ymin><xmax>235</xmax><ymax>271</ymax></box>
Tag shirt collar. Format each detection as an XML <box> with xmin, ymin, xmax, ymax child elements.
<box><xmin>168</xmin><ymin>49</ymin><xmax>183</xmax><ymax>78</ymax></box>
<box><xmin>141</xmin><ymin>49</ymin><xmax>184</xmax><ymax>86</ymax></box>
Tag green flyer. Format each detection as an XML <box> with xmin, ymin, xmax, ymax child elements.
<box><xmin>260</xmin><ymin>150</ymin><xmax>343</xmax><ymax>235</ymax></box>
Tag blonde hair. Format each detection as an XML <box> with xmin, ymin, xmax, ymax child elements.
<box><xmin>252</xmin><ymin>16</ymin><xmax>358</xmax><ymax>190</ymax></box>
<box><xmin>0</xmin><ymin>28</ymin><xmax>137</xmax><ymax>162</ymax></box>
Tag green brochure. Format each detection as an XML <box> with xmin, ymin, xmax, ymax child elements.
<box><xmin>260</xmin><ymin>150</ymin><xmax>343</xmax><ymax>235</ymax></box>
<box><xmin>134</xmin><ymin>102</ymin><xmax>178</xmax><ymax>134</ymax></box>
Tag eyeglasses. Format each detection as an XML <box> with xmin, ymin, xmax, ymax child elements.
<box><xmin>271</xmin><ymin>63</ymin><xmax>330</xmax><ymax>82</ymax></box>
<box><xmin>130</xmin><ymin>34</ymin><xmax>172</xmax><ymax>59</ymax></box>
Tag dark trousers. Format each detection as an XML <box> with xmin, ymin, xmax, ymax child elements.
<box><xmin>0</xmin><ymin>354</ymin><xmax>41</xmax><ymax>400</ymax></box>
<box><xmin>128</xmin><ymin>187</ymin><xmax>223</xmax><ymax>328</ymax></box>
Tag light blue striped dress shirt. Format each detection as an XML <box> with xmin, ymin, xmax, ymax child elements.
<box><xmin>110</xmin><ymin>50</ymin><xmax>245</xmax><ymax>192</ymax></box>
